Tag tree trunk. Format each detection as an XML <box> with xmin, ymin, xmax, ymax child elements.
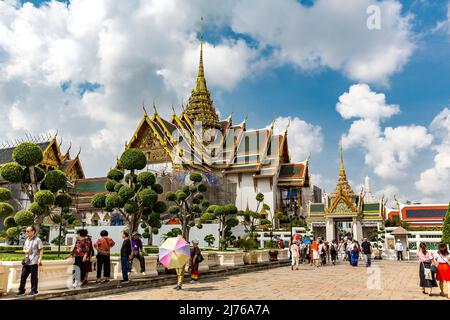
<box><xmin>28</xmin><ymin>166</ymin><xmax>38</xmax><ymax>200</ymax></box>
<box><xmin>220</xmin><ymin>217</ymin><xmax>226</xmax><ymax>250</ymax></box>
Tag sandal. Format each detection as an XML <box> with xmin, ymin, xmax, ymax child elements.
<box><xmin>102</xmin><ymin>279</ymin><xmax>110</xmax><ymax>283</ymax></box>
<box><xmin>440</xmin><ymin>292</ymin><xmax>446</xmax><ymax>297</ymax></box>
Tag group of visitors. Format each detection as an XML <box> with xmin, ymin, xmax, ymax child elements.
<box><xmin>289</xmin><ymin>236</ymin><xmax>377</xmax><ymax>270</ymax></box>
<box><xmin>16</xmin><ymin>226</ymin><xmax>203</xmax><ymax>295</ymax></box>
<box><xmin>417</xmin><ymin>242</ymin><xmax>450</xmax><ymax>299</ymax></box>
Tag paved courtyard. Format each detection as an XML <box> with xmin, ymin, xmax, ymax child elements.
<box><xmin>91</xmin><ymin>259</ymin><xmax>449</xmax><ymax>300</ymax></box>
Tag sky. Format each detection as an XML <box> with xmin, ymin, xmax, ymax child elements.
<box><xmin>0</xmin><ymin>0</ymin><xmax>449</xmax><ymax>205</ymax></box>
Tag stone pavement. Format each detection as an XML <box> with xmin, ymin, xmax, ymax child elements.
<box><xmin>91</xmin><ymin>259</ymin><xmax>449</xmax><ymax>300</ymax></box>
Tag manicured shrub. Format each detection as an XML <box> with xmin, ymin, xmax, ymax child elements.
<box><xmin>175</xmin><ymin>190</ymin><xmax>187</xmax><ymax>202</ymax></box>
<box><xmin>151</xmin><ymin>183</ymin><xmax>163</xmax><ymax>194</ymax></box>
<box><xmin>107</xmin><ymin>169</ymin><xmax>124</xmax><ymax>181</ymax></box>
<box><xmin>105</xmin><ymin>193</ymin><xmax>121</xmax><ymax>209</ymax></box>
<box><xmin>137</xmin><ymin>172</ymin><xmax>156</xmax><ymax>187</ymax></box>
<box><xmin>34</xmin><ymin>190</ymin><xmax>55</xmax><ymax>206</ymax></box>
<box><xmin>119</xmin><ymin>148</ymin><xmax>147</xmax><ymax>171</ymax></box>
<box><xmin>189</xmin><ymin>172</ymin><xmax>202</xmax><ymax>183</ymax></box>
<box><xmin>168</xmin><ymin>205</ymin><xmax>180</xmax><ymax>214</ymax></box>
<box><xmin>105</xmin><ymin>180</ymin><xmax>118</xmax><ymax>192</ymax></box>
<box><xmin>114</xmin><ymin>183</ymin><xmax>124</xmax><ymax>193</ymax></box>
<box><xmin>152</xmin><ymin>201</ymin><xmax>167</xmax><ymax>214</ymax></box>
<box><xmin>118</xmin><ymin>185</ymin><xmax>134</xmax><ymax>201</ymax></box>
<box><xmin>197</xmin><ymin>184</ymin><xmax>207</xmax><ymax>193</ymax></box>
<box><xmin>0</xmin><ymin>162</ymin><xmax>23</xmax><ymax>183</ymax></box>
<box><xmin>442</xmin><ymin>202</ymin><xmax>450</xmax><ymax>244</ymax></box>
<box><xmin>91</xmin><ymin>194</ymin><xmax>106</xmax><ymax>208</ymax></box>
<box><xmin>42</xmin><ymin>170</ymin><xmax>67</xmax><ymax>192</ymax></box>
<box><xmin>6</xmin><ymin>226</ymin><xmax>21</xmax><ymax>238</ymax></box>
<box><xmin>3</xmin><ymin>216</ymin><xmax>17</xmax><ymax>228</ymax></box>
<box><xmin>165</xmin><ymin>192</ymin><xmax>176</xmax><ymax>201</ymax></box>
<box><xmin>137</xmin><ymin>189</ymin><xmax>158</xmax><ymax>207</ymax></box>
<box><xmin>54</xmin><ymin>193</ymin><xmax>72</xmax><ymax>208</ymax></box>
<box><xmin>125</xmin><ymin>173</ymin><xmax>137</xmax><ymax>184</ymax></box>
<box><xmin>124</xmin><ymin>200</ymin><xmax>139</xmax><ymax>214</ymax></box>
<box><xmin>29</xmin><ymin>202</ymin><xmax>48</xmax><ymax>216</ymax></box>
<box><xmin>0</xmin><ymin>187</ymin><xmax>12</xmax><ymax>202</ymax></box>
<box><xmin>152</xmin><ymin>228</ymin><xmax>159</xmax><ymax>235</ymax></box>
<box><xmin>14</xmin><ymin>210</ymin><xmax>35</xmax><ymax>226</ymax></box>
<box><xmin>12</xmin><ymin>142</ymin><xmax>43</xmax><ymax>166</ymax></box>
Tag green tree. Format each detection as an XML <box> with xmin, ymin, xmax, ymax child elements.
<box><xmin>0</xmin><ymin>142</ymin><xmax>73</xmax><ymax>236</ymax></box>
<box><xmin>164</xmin><ymin>172</ymin><xmax>208</xmax><ymax>241</ymax></box>
<box><xmin>91</xmin><ymin>148</ymin><xmax>166</xmax><ymax>236</ymax></box>
<box><xmin>201</xmin><ymin>204</ymin><xmax>238</xmax><ymax>250</ymax></box>
<box><xmin>204</xmin><ymin>234</ymin><xmax>215</xmax><ymax>247</ymax></box>
<box><xmin>442</xmin><ymin>202</ymin><xmax>450</xmax><ymax>244</ymax></box>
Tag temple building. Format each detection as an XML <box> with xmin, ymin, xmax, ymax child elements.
<box><xmin>306</xmin><ymin>143</ymin><xmax>385</xmax><ymax>241</ymax></box>
<box><xmin>387</xmin><ymin>203</ymin><xmax>448</xmax><ymax>228</ymax></box>
<box><xmin>123</xmin><ymin>26</ymin><xmax>311</xmax><ymax>221</ymax></box>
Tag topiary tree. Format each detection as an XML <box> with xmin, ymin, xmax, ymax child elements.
<box><xmin>204</xmin><ymin>234</ymin><xmax>215</xmax><ymax>247</ymax></box>
<box><xmin>91</xmin><ymin>148</ymin><xmax>166</xmax><ymax>237</ymax></box>
<box><xmin>201</xmin><ymin>204</ymin><xmax>238</xmax><ymax>250</ymax></box>
<box><xmin>165</xmin><ymin>172</ymin><xmax>209</xmax><ymax>241</ymax></box>
<box><xmin>442</xmin><ymin>202</ymin><xmax>450</xmax><ymax>244</ymax></box>
<box><xmin>0</xmin><ymin>142</ymin><xmax>73</xmax><ymax>235</ymax></box>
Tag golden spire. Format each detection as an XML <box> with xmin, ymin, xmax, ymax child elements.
<box><xmin>331</xmin><ymin>137</ymin><xmax>355</xmax><ymax>198</ymax></box>
<box><xmin>185</xmin><ymin>17</ymin><xmax>220</xmax><ymax>129</ymax></box>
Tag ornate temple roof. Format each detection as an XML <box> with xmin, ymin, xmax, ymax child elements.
<box><xmin>331</xmin><ymin>141</ymin><xmax>355</xmax><ymax>199</ymax></box>
<box><xmin>185</xmin><ymin>18</ymin><xmax>221</xmax><ymax>129</ymax></box>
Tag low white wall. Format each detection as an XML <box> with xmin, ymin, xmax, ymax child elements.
<box><xmin>152</xmin><ymin>223</ymin><xmax>246</xmax><ymax>248</ymax></box>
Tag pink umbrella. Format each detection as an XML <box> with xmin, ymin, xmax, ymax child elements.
<box><xmin>158</xmin><ymin>236</ymin><xmax>190</xmax><ymax>269</ymax></box>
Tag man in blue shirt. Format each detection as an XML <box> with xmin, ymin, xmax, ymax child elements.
<box><xmin>130</xmin><ymin>232</ymin><xmax>146</xmax><ymax>275</ymax></box>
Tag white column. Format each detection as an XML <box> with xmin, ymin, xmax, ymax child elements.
<box><xmin>352</xmin><ymin>218</ymin><xmax>363</xmax><ymax>241</ymax></box>
<box><xmin>326</xmin><ymin>218</ymin><xmax>334</xmax><ymax>241</ymax></box>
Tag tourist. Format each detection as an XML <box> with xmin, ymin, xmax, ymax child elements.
<box><xmin>395</xmin><ymin>239</ymin><xmax>404</xmax><ymax>261</ymax></box>
<box><xmin>130</xmin><ymin>232</ymin><xmax>146</xmax><ymax>275</ymax></box>
<box><xmin>175</xmin><ymin>235</ymin><xmax>188</xmax><ymax>290</ymax></box>
<box><xmin>417</xmin><ymin>242</ymin><xmax>437</xmax><ymax>296</ymax></box>
<box><xmin>311</xmin><ymin>239</ymin><xmax>319</xmax><ymax>267</ymax></box>
<box><xmin>346</xmin><ymin>239</ymin><xmax>353</xmax><ymax>265</ymax></box>
<box><xmin>361</xmin><ymin>238</ymin><xmax>372</xmax><ymax>267</ymax></box>
<box><xmin>350</xmin><ymin>240</ymin><xmax>359</xmax><ymax>267</ymax></box>
<box><xmin>120</xmin><ymin>230</ymin><xmax>132</xmax><ymax>284</ymax></box>
<box><xmin>16</xmin><ymin>226</ymin><xmax>44</xmax><ymax>297</ymax></box>
<box><xmin>290</xmin><ymin>240</ymin><xmax>300</xmax><ymax>270</ymax></box>
<box><xmin>305</xmin><ymin>242</ymin><xmax>311</xmax><ymax>265</ymax></box>
<box><xmin>190</xmin><ymin>239</ymin><xmax>203</xmax><ymax>282</ymax></box>
<box><xmin>434</xmin><ymin>243</ymin><xmax>450</xmax><ymax>298</ymax></box>
<box><xmin>66</xmin><ymin>229</ymin><xmax>90</xmax><ymax>287</ymax></box>
<box><xmin>330</xmin><ymin>240</ymin><xmax>338</xmax><ymax>265</ymax></box>
<box><xmin>278</xmin><ymin>237</ymin><xmax>285</xmax><ymax>249</ymax></box>
<box><xmin>94</xmin><ymin>230</ymin><xmax>115</xmax><ymax>283</ymax></box>
<box><xmin>299</xmin><ymin>241</ymin><xmax>306</xmax><ymax>263</ymax></box>
<box><xmin>338</xmin><ymin>239</ymin><xmax>345</xmax><ymax>261</ymax></box>
<box><xmin>83</xmin><ymin>233</ymin><xmax>95</xmax><ymax>285</ymax></box>
<box><xmin>319</xmin><ymin>240</ymin><xmax>326</xmax><ymax>266</ymax></box>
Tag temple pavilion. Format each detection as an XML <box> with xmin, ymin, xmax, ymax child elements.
<box><xmin>306</xmin><ymin>143</ymin><xmax>385</xmax><ymax>241</ymax></box>
<box><xmin>122</xmin><ymin>26</ymin><xmax>311</xmax><ymax>221</ymax></box>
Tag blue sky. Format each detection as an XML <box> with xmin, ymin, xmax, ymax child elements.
<box><xmin>1</xmin><ymin>0</ymin><xmax>450</xmax><ymax>204</ymax></box>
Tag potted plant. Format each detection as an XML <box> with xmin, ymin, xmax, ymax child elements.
<box><xmin>240</xmin><ymin>237</ymin><xmax>258</xmax><ymax>264</ymax></box>
<box><xmin>267</xmin><ymin>240</ymin><xmax>279</xmax><ymax>261</ymax></box>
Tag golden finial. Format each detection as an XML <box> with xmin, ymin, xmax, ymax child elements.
<box><xmin>153</xmin><ymin>98</ymin><xmax>158</xmax><ymax>114</ymax></box>
<box><xmin>284</xmin><ymin>119</ymin><xmax>291</xmax><ymax>134</ymax></box>
<box><xmin>171</xmin><ymin>104</ymin><xmax>176</xmax><ymax>115</ymax></box>
<box><xmin>76</xmin><ymin>147</ymin><xmax>81</xmax><ymax>158</ymax></box>
<box><xmin>339</xmin><ymin>136</ymin><xmax>345</xmax><ymax>175</ymax></box>
<box><xmin>142</xmin><ymin>100</ymin><xmax>148</xmax><ymax>116</ymax></box>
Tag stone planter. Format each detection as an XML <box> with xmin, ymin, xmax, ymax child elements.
<box><xmin>243</xmin><ymin>252</ymin><xmax>252</xmax><ymax>265</ymax></box>
<box><xmin>278</xmin><ymin>249</ymin><xmax>289</xmax><ymax>261</ymax></box>
<box><xmin>217</xmin><ymin>251</ymin><xmax>245</xmax><ymax>267</ymax></box>
<box><xmin>206</xmin><ymin>252</ymin><xmax>218</xmax><ymax>268</ymax></box>
<box><xmin>1</xmin><ymin>260</ymin><xmax>75</xmax><ymax>293</ymax></box>
<box><xmin>0</xmin><ymin>264</ymin><xmax>8</xmax><ymax>295</ymax></box>
<box><xmin>255</xmin><ymin>250</ymin><xmax>270</xmax><ymax>263</ymax></box>
<box><xmin>110</xmin><ymin>255</ymin><xmax>159</xmax><ymax>279</ymax></box>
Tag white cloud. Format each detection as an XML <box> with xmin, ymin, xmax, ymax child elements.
<box><xmin>271</xmin><ymin>116</ymin><xmax>323</xmax><ymax>163</ymax></box>
<box><xmin>416</xmin><ymin>108</ymin><xmax>450</xmax><ymax>199</ymax></box>
<box><xmin>0</xmin><ymin>0</ymin><xmax>254</xmax><ymax>176</ymax></box>
<box><xmin>338</xmin><ymin>84</ymin><xmax>433</xmax><ymax>179</ymax></box>
<box><xmin>231</xmin><ymin>0</ymin><xmax>415</xmax><ymax>85</ymax></box>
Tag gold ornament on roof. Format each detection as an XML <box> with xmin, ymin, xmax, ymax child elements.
<box><xmin>185</xmin><ymin>17</ymin><xmax>221</xmax><ymax>129</ymax></box>
<box><xmin>331</xmin><ymin>139</ymin><xmax>355</xmax><ymax>199</ymax></box>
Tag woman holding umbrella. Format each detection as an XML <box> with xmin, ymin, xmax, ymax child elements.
<box><xmin>158</xmin><ymin>235</ymin><xmax>191</xmax><ymax>291</ymax></box>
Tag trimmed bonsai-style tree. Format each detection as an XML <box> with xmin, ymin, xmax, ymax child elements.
<box><xmin>442</xmin><ymin>202</ymin><xmax>450</xmax><ymax>244</ymax></box>
<box><xmin>164</xmin><ymin>172</ymin><xmax>209</xmax><ymax>241</ymax></box>
<box><xmin>201</xmin><ymin>204</ymin><xmax>238</xmax><ymax>250</ymax></box>
<box><xmin>204</xmin><ymin>234</ymin><xmax>215</xmax><ymax>247</ymax></box>
<box><xmin>91</xmin><ymin>148</ymin><xmax>166</xmax><ymax>236</ymax></box>
<box><xmin>0</xmin><ymin>142</ymin><xmax>73</xmax><ymax>237</ymax></box>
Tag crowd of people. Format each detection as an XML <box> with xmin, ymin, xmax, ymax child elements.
<box><xmin>417</xmin><ymin>242</ymin><xmax>450</xmax><ymax>298</ymax></box>
<box><xmin>16</xmin><ymin>226</ymin><xmax>203</xmax><ymax>296</ymax></box>
<box><xmin>288</xmin><ymin>236</ymin><xmax>380</xmax><ymax>270</ymax></box>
